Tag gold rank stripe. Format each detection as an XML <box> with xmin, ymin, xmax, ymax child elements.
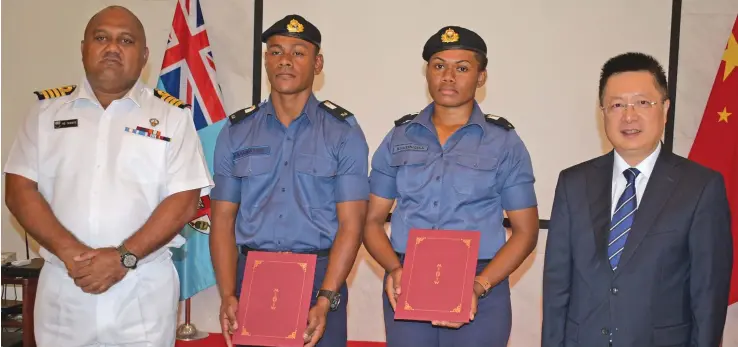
<box><xmin>35</xmin><ymin>85</ymin><xmax>76</xmax><ymax>100</ymax></box>
<box><xmin>153</xmin><ymin>89</ymin><xmax>189</xmax><ymax>109</ymax></box>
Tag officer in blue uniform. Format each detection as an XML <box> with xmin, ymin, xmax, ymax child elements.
<box><xmin>363</xmin><ymin>26</ymin><xmax>540</xmax><ymax>347</ymax></box>
<box><xmin>210</xmin><ymin>14</ymin><xmax>369</xmax><ymax>347</ymax></box>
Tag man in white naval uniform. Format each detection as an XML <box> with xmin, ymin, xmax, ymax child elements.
<box><xmin>3</xmin><ymin>6</ymin><xmax>213</xmax><ymax>347</ymax></box>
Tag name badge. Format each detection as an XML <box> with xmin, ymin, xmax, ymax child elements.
<box><xmin>234</xmin><ymin>146</ymin><xmax>270</xmax><ymax>160</ymax></box>
<box><xmin>393</xmin><ymin>143</ymin><xmax>428</xmax><ymax>153</ymax></box>
<box><xmin>54</xmin><ymin>119</ymin><xmax>78</xmax><ymax>129</ymax></box>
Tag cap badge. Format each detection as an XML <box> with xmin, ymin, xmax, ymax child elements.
<box><xmin>287</xmin><ymin>19</ymin><xmax>304</xmax><ymax>33</ymax></box>
<box><xmin>441</xmin><ymin>28</ymin><xmax>459</xmax><ymax>43</ymax></box>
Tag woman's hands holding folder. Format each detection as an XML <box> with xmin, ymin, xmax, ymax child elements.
<box><xmin>219</xmin><ymin>295</ymin><xmax>239</xmax><ymax>347</ymax></box>
<box><xmin>430</xmin><ymin>284</ymin><xmax>482</xmax><ymax>329</ymax></box>
<box><xmin>386</xmin><ymin>267</ymin><xmax>403</xmax><ymax>310</ymax></box>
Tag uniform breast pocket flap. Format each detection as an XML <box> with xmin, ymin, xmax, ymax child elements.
<box><xmin>295</xmin><ymin>153</ymin><xmax>337</xmax><ymax>177</ymax></box>
<box><xmin>455</xmin><ymin>154</ymin><xmax>498</xmax><ymax>171</ymax></box>
<box><xmin>452</xmin><ymin>154</ymin><xmax>498</xmax><ymax>195</ymax></box>
<box><xmin>233</xmin><ymin>155</ymin><xmax>273</xmax><ymax>178</ymax></box>
<box><xmin>390</xmin><ymin>152</ymin><xmax>429</xmax><ymax>167</ymax></box>
<box><xmin>390</xmin><ymin>152</ymin><xmax>430</xmax><ymax>194</ymax></box>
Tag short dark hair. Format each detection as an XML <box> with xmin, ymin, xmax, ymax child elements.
<box><xmin>474</xmin><ymin>52</ymin><xmax>488</xmax><ymax>70</ymax></box>
<box><xmin>598</xmin><ymin>52</ymin><xmax>668</xmax><ymax>105</ymax></box>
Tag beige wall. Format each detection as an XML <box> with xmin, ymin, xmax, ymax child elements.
<box><xmin>2</xmin><ymin>0</ymin><xmax>736</xmax><ymax>345</ymax></box>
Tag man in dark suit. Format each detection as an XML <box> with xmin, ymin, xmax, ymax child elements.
<box><xmin>542</xmin><ymin>52</ymin><xmax>733</xmax><ymax>347</ymax></box>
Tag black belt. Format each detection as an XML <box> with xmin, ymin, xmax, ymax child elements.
<box><xmin>395</xmin><ymin>251</ymin><xmax>492</xmax><ymax>262</ymax></box>
<box><xmin>240</xmin><ymin>245</ymin><xmax>331</xmax><ymax>257</ymax></box>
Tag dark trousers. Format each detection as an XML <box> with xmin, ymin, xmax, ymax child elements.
<box><xmin>383</xmin><ymin>260</ymin><xmax>512</xmax><ymax>347</ymax></box>
<box><xmin>235</xmin><ymin>251</ymin><xmax>348</xmax><ymax>347</ymax></box>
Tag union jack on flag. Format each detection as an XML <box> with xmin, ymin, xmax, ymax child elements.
<box><xmin>157</xmin><ymin>0</ymin><xmax>226</xmax><ymax>301</ymax></box>
<box><xmin>157</xmin><ymin>0</ymin><xmax>226</xmax><ymax>130</ymax></box>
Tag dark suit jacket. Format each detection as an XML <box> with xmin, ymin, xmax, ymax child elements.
<box><xmin>542</xmin><ymin>150</ymin><xmax>733</xmax><ymax>347</ymax></box>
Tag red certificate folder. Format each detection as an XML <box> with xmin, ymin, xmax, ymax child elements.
<box><xmin>394</xmin><ymin>229</ymin><xmax>480</xmax><ymax>323</ymax></box>
<box><xmin>232</xmin><ymin>251</ymin><xmax>317</xmax><ymax>347</ymax></box>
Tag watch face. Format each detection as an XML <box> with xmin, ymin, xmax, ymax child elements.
<box><xmin>122</xmin><ymin>254</ymin><xmax>137</xmax><ymax>268</ymax></box>
<box><xmin>331</xmin><ymin>293</ymin><xmax>341</xmax><ymax>310</ymax></box>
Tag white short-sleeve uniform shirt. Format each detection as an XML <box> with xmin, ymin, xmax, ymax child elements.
<box><xmin>3</xmin><ymin>79</ymin><xmax>214</xmax><ymax>347</ymax></box>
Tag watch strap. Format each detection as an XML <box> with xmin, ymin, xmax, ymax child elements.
<box><xmin>317</xmin><ymin>289</ymin><xmax>336</xmax><ymax>300</ymax></box>
<box><xmin>317</xmin><ymin>289</ymin><xmax>340</xmax><ymax>311</ymax></box>
<box><xmin>117</xmin><ymin>244</ymin><xmax>131</xmax><ymax>256</ymax></box>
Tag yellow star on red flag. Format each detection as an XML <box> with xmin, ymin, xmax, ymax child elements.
<box><xmin>723</xmin><ymin>33</ymin><xmax>738</xmax><ymax>81</ymax></box>
<box><xmin>718</xmin><ymin>107</ymin><xmax>731</xmax><ymax>122</ymax></box>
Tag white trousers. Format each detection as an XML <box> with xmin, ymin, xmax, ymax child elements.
<box><xmin>34</xmin><ymin>253</ymin><xmax>179</xmax><ymax>347</ymax></box>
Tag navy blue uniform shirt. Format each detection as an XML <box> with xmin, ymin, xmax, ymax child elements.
<box><xmin>369</xmin><ymin>102</ymin><xmax>537</xmax><ymax>259</ymax></box>
<box><xmin>211</xmin><ymin>94</ymin><xmax>369</xmax><ymax>251</ymax></box>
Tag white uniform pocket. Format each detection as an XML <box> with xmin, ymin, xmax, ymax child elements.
<box><xmin>116</xmin><ymin>131</ymin><xmax>167</xmax><ymax>184</ymax></box>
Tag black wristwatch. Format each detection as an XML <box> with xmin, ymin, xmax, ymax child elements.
<box><xmin>117</xmin><ymin>244</ymin><xmax>138</xmax><ymax>270</ymax></box>
<box><xmin>316</xmin><ymin>289</ymin><xmax>341</xmax><ymax>311</ymax></box>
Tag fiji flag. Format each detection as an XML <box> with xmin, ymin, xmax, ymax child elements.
<box><xmin>157</xmin><ymin>0</ymin><xmax>227</xmax><ymax>300</ymax></box>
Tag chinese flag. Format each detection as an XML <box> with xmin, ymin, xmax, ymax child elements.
<box><xmin>688</xmin><ymin>15</ymin><xmax>738</xmax><ymax>305</ymax></box>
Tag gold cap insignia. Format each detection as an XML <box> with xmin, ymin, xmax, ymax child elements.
<box><xmin>149</xmin><ymin>118</ymin><xmax>159</xmax><ymax>127</ymax></box>
<box><xmin>441</xmin><ymin>28</ymin><xmax>459</xmax><ymax>43</ymax></box>
<box><xmin>287</xmin><ymin>19</ymin><xmax>304</xmax><ymax>33</ymax></box>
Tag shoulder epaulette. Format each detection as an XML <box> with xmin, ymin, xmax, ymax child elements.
<box><xmin>229</xmin><ymin>104</ymin><xmax>260</xmax><ymax>125</ymax></box>
<box><xmin>484</xmin><ymin>114</ymin><xmax>514</xmax><ymax>130</ymax></box>
<box><xmin>394</xmin><ymin>112</ymin><xmax>419</xmax><ymax>127</ymax></box>
<box><xmin>153</xmin><ymin>89</ymin><xmax>190</xmax><ymax>109</ymax></box>
<box><xmin>34</xmin><ymin>85</ymin><xmax>77</xmax><ymax>100</ymax></box>
<box><xmin>319</xmin><ymin>100</ymin><xmax>353</xmax><ymax>121</ymax></box>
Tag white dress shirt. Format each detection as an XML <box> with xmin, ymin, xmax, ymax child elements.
<box><xmin>4</xmin><ymin>78</ymin><xmax>214</xmax><ymax>266</ymax></box>
<box><xmin>4</xmin><ymin>78</ymin><xmax>214</xmax><ymax>347</ymax></box>
<box><xmin>611</xmin><ymin>143</ymin><xmax>661</xmax><ymax>218</ymax></box>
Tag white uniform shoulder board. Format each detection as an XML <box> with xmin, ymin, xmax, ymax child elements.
<box><xmin>153</xmin><ymin>89</ymin><xmax>190</xmax><ymax>109</ymax></box>
<box><xmin>34</xmin><ymin>85</ymin><xmax>77</xmax><ymax>100</ymax></box>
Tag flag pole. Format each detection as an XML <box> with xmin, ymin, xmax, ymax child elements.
<box><xmin>176</xmin><ymin>298</ymin><xmax>209</xmax><ymax>341</ymax></box>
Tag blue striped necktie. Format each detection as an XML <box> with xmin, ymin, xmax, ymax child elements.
<box><xmin>607</xmin><ymin>168</ymin><xmax>640</xmax><ymax>270</ymax></box>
